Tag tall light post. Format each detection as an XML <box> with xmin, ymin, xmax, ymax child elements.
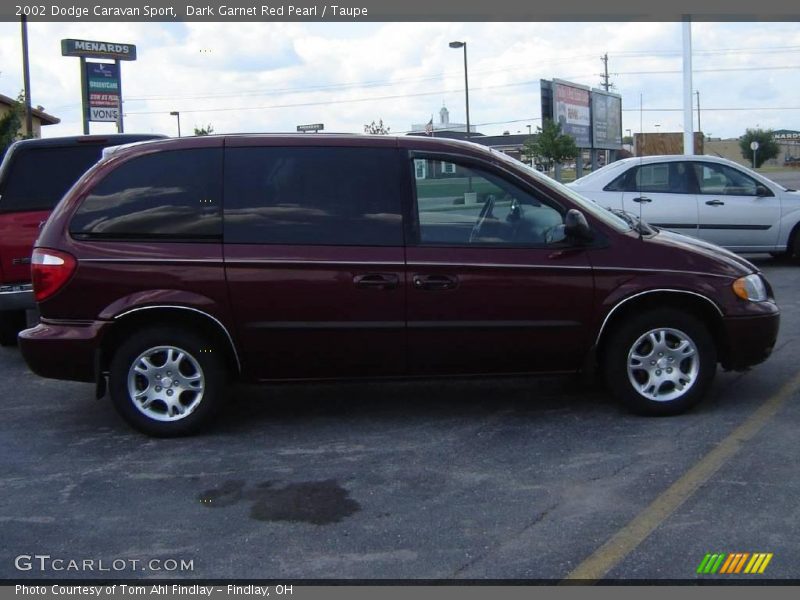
<box><xmin>170</xmin><ymin>111</ymin><xmax>181</xmax><ymax>137</ymax></box>
<box><xmin>449</xmin><ymin>41</ymin><xmax>470</xmax><ymax>139</ymax></box>
<box><xmin>20</xmin><ymin>15</ymin><xmax>33</xmax><ymax>137</ymax></box>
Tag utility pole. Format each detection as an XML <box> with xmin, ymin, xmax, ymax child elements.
<box><xmin>682</xmin><ymin>20</ymin><xmax>694</xmax><ymax>155</ymax></box>
<box><xmin>20</xmin><ymin>15</ymin><xmax>33</xmax><ymax>137</ymax></box>
<box><xmin>600</xmin><ymin>53</ymin><xmax>611</xmax><ymax>91</ymax></box>
<box><xmin>696</xmin><ymin>90</ymin><xmax>701</xmax><ymax>136</ymax></box>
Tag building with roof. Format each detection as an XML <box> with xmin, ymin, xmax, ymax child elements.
<box><xmin>0</xmin><ymin>92</ymin><xmax>60</xmax><ymax>138</ymax></box>
<box><xmin>411</xmin><ymin>105</ymin><xmax>477</xmax><ymax>135</ymax></box>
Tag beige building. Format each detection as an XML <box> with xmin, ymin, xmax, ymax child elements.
<box><xmin>0</xmin><ymin>92</ymin><xmax>60</xmax><ymax>138</ymax></box>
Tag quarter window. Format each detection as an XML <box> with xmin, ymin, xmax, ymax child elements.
<box><xmin>224</xmin><ymin>147</ymin><xmax>404</xmax><ymax>246</ymax></box>
<box><xmin>413</xmin><ymin>158</ymin><xmax>563</xmax><ymax>246</ymax></box>
<box><xmin>69</xmin><ymin>149</ymin><xmax>222</xmax><ymax>239</ymax></box>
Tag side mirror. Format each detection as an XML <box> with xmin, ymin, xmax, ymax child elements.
<box><xmin>755</xmin><ymin>184</ymin><xmax>771</xmax><ymax>197</ymax></box>
<box><xmin>564</xmin><ymin>209</ymin><xmax>593</xmax><ymax>242</ymax></box>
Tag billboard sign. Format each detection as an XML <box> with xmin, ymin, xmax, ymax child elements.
<box><xmin>553</xmin><ymin>80</ymin><xmax>591</xmax><ymax>148</ymax></box>
<box><xmin>592</xmin><ymin>89</ymin><xmax>623</xmax><ymax>149</ymax></box>
<box><xmin>86</xmin><ymin>61</ymin><xmax>121</xmax><ymax>122</ymax></box>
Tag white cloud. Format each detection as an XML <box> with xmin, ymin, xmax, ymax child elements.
<box><xmin>1</xmin><ymin>21</ymin><xmax>798</xmax><ymax>139</ymax></box>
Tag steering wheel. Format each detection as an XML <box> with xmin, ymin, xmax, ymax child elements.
<box><xmin>469</xmin><ymin>194</ymin><xmax>496</xmax><ymax>243</ymax></box>
<box><xmin>506</xmin><ymin>198</ymin><xmax>522</xmax><ymax>223</ymax></box>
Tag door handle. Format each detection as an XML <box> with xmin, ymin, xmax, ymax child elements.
<box><xmin>353</xmin><ymin>273</ymin><xmax>399</xmax><ymax>290</ymax></box>
<box><xmin>413</xmin><ymin>274</ymin><xmax>459</xmax><ymax>291</ymax></box>
<box><xmin>705</xmin><ymin>199</ymin><xmax>725</xmax><ymax>206</ymax></box>
<box><xmin>632</xmin><ymin>196</ymin><xmax>652</xmax><ymax>203</ymax></box>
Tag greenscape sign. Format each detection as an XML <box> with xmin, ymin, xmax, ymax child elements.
<box><xmin>86</xmin><ymin>61</ymin><xmax>120</xmax><ymax>122</ymax></box>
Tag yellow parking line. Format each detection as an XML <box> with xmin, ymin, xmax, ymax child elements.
<box><xmin>563</xmin><ymin>369</ymin><xmax>800</xmax><ymax>582</ymax></box>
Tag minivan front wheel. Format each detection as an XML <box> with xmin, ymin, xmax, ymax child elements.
<box><xmin>603</xmin><ymin>309</ymin><xmax>716</xmax><ymax>415</ymax></box>
<box><xmin>109</xmin><ymin>327</ymin><xmax>226</xmax><ymax>436</ymax></box>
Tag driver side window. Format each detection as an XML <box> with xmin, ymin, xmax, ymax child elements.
<box><xmin>412</xmin><ymin>158</ymin><xmax>563</xmax><ymax>246</ymax></box>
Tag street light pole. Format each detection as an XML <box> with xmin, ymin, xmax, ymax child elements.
<box><xmin>170</xmin><ymin>111</ymin><xmax>181</xmax><ymax>137</ymax></box>
<box><xmin>20</xmin><ymin>15</ymin><xmax>33</xmax><ymax>137</ymax></box>
<box><xmin>449</xmin><ymin>41</ymin><xmax>470</xmax><ymax>139</ymax></box>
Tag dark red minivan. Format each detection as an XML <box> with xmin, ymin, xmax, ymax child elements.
<box><xmin>19</xmin><ymin>135</ymin><xmax>780</xmax><ymax>436</ymax></box>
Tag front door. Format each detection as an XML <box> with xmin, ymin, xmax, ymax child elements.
<box><xmin>692</xmin><ymin>161</ymin><xmax>781</xmax><ymax>251</ymax></box>
<box><xmin>405</xmin><ymin>155</ymin><xmax>595</xmax><ymax>376</ymax></box>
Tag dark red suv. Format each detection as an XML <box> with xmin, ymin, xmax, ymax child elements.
<box><xmin>0</xmin><ymin>134</ymin><xmax>164</xmax><ymax>345</ymax></box>
<box><xmin>19</xmin><ymin>135</ymin><xmax>779</xmax><ymax>436</ymax></box>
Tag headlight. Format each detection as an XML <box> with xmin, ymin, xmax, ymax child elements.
<box><xmin>732</xmin><ymin>274</ymin><xmax>768</xmax><ymax>302</ymax></box>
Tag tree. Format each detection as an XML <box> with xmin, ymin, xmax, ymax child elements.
<box><xmin>194</xmin><ymin>124</ymin><xmax>214</xmax><ymax>136</ymax></box>
<box><xmin>739</xmin><ymin>128</ymin><xmax>779</xmax><ymax>168</ymax></box>
<box><xmin>524</xmin><ymin>120</ymin><xmax>579</xmax><ymax>170</ymax></box>
<box><xmin>364</xmin><ymin>119</ymin><xmax>390</xmax><ymax>135</ymax></box>
<box><xmin>0</xmin><ymin>92</ymin><xmax>25</xmax><ymax>160</ymax></box>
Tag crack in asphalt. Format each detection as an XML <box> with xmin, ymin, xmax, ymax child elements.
<box><xmin>449</xmin><ymin>501</ymin><xmax>560</xmax><ymax>578</ymax></box>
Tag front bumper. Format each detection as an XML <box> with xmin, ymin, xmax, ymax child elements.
<box><xmin>721</xmin><ymin>308</ymin><xmax>780</xmax><ymax>371</ymax></box>
<box><xmin>0</xmin><ymin>283</ymin><xmax>34</xmax><ymax>312</ymax></box>
<box><xmin>18</xmin><ymin>319</ymin><xmax>109</xmax><ymax>383</ymax></box>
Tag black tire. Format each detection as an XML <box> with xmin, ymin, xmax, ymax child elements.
<box><xmin>603</xmin><ymin>309</ymin><xmax>717</xmax><ymax>416</ymax></box>
<box><xmin>0</xmin><ymin>310</ymin><xmax>27</xmax><ymax>347</ymax></box>
<box><xmin>109</xmin><ymin>326</ymin><xmax>227</xmax><ymax>436</ymax></box>
<box><xmin>791</xmin><ymin>229</ymin><xmax>800</xmax><ymax>261</ymax></box>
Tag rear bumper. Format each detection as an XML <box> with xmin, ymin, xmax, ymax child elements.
<box><xmin>721</xmin><ymin>308</ymin><xmax>780</xmax><ymax>371</ymax></box>
<box><xmin>18</xmin><ymin>319</ymin><xmax>109</xmax><ymax>383</ymax></box>
<box><xmin>0</xmin><ymin>284</ymin><xmax>34</xmax><ymax>312</ymax></box>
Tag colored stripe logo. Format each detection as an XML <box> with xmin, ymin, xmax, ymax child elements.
<box><xmin>697</xmin><ymin>552</ymin><xmax>773</xmax><ymax>574</ymax></box>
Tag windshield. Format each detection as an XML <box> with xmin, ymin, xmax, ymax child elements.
<box><xmin>490</xmin><ymin>149</ymin><xmax>632</xmax><ymax>232</ymax></box>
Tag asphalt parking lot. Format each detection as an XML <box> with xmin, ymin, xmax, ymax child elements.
<box><xmin>1</xmin><ymin>255</ymin><xmax>799</xmax><ymax>582</ymax></box>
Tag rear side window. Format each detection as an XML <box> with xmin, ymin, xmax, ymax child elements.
<box><xmin>0</xmin><ymin>145</ymin><xmax>103</xmax><ymax>212</ymax></box>
<box><xmin>605</xmin><ymin>162</ymin><xmax>692</xmax><ymax>194</ymax></box>
<box><xmin>223</xmin><ymin>147</ymin><xmax>404</xmax><ymax>246</ymax></box>
<box><xmin>70</xmin><ymin>149</ymin><xmax>222</xmax><ymax>240</ymax></box>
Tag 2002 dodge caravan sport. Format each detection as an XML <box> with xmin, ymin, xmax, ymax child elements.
<box><xmin>19</xmin><ymin>135</ymin><xmax>780</xmax><ymax>436</ymax></box>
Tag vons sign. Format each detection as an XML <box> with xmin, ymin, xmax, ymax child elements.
<box><xmin>61</xmin><ymin>39</ymin><xmax>137</xmax><ymax>61</ymax></box>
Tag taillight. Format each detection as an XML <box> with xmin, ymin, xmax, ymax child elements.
<box><xmin>31</xmin><ymin>248</ymin><xmax>77</xmax><ymax>302</ymax></box>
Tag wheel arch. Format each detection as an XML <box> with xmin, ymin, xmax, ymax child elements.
<box><xmin>98</xmin><ymin>305</ymin><xmax>241</xmax><ymax>377</ymax></box>
<box><xmin>594</xmin><ymin>289</ymin><xmax>729</xmax><ymax>368</ymax></box>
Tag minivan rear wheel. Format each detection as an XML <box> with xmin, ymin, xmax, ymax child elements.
<box><xmin>109</xmin><ymin>327</ymin><xmax>226</xmax><ymax>436</ymax></box>
<box><xmin>603</xmin><ymin>309</ymin><xmax>716</xmax><ymax>416</ymax></box>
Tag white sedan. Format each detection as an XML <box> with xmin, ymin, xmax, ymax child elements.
<box><xmin>567</xmin><ymin>155</ymin><xmax>800</xmax><ymax>256</ymax></box>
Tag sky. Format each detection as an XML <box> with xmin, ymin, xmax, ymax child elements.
<box><xmin>0</xmin><ymin>20</ymin><xmax>798</xmax><ymax>140</ymax></box>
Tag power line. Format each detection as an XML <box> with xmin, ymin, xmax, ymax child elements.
<box><xmin>622</xmin><ymin>106</ymin><xmax>800</xmax><ymax>112</ymax></box>
<box><xmin>119</xmin><ymin>46</ymin><xmax>800</xmax><ymax>104</ymax></box>
<box><xmin>120</xmin><ymin>63</ymin><xmax>800</xmax><ymax>116</ymax></box>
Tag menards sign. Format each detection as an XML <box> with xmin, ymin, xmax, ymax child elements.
<box><xmin>61</xmin><ymin>39</ymin><xmax>137</xmax><ymax>61</ymax></box>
